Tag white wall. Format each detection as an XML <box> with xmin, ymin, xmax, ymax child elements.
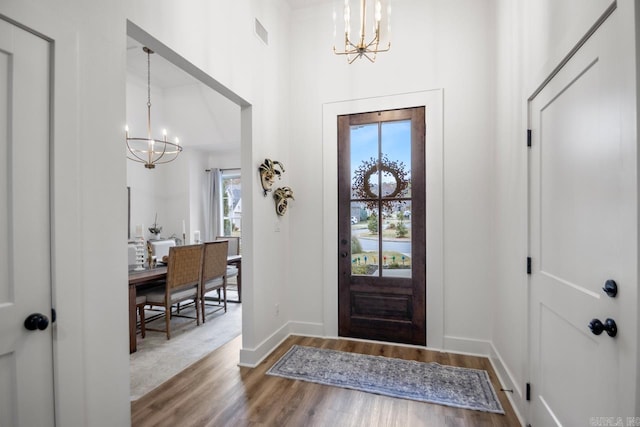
<box><xmin>491</xmin><ymin>0</ymin><xmax>528</xmax><ymax>419</ymax></box>
<box><xmin>288</xmin><ymin>0</ymin><xmax>497</xmax><ymax>352</ymax></box>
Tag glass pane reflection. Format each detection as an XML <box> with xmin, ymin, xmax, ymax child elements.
<box><xmin>350</xmin><ymin>201</ymin><xmax>379</xmax><ymax>276</ymax></box>
<box><xmin>350</xmin><ymin>123</ymin><xmax>379</xmax><ymax>199</ymax></box>
<box><xmin>381</xmin><ymin>209</ymin><xmax>412</xmax><ymax>278</ymax></box>
<box><xmin>381</xmin><ymin>120</ymin><xmax>411</xmax><ymax>200</ymax></box>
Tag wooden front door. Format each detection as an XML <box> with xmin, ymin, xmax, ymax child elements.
<box><xmin>338</xmin><ymin>107</ymin><xmax>425</xmax><ymax>345</ymax></box>
<box><xmin>0</xmin><ymin>18</ymin><xmax>55</xmax><ymax>426</ymax></box>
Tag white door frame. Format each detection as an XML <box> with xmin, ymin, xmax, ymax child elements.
<box><xmin>322</xmin><ymin>90</ymin><xmax>444</xmax><ymax>348</ymax></box>
<box><xmin>0</xmin><ymin>6</ymin><xmax>87</xmax><ymax>426</ymax></box>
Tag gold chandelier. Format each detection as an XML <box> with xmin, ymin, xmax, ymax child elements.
<box><xmin>126</xmin><ymin>47</ymin><xmax>182</xmax><ymax>169</ymax></box>
<box><xmin>333</xmin><ymin>0</ymin><xmax>391</xmax><ymax>64</ymax></box>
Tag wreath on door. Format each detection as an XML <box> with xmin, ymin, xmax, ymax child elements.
<box><xmin>352</xmin><ymin>155</ymin><xmax>409</xmax><ymax>212</ymax></box>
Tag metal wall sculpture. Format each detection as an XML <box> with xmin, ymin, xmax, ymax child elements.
<box><xmin>258</xmin><ymin>158</ymin><xmax>285</xmax><ymax>196</ymax></box>
<box><xmin>273</xmin><ymin>187</ymin><xmax>295</xmax><ymax>216</ymax></box>
<box><xmin>258</xmin><ymin>158</ymin><xmax>294</xmax><ymax>216</ymax></box>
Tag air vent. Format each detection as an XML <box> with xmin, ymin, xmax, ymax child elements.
<box><xmin>255</xmin><ymin>18</ymin><xmax>269</xmax><ymax>45</ymax></box>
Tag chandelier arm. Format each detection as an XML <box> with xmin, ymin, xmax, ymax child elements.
<box><xmin>126</xmin><ymin>155</ymin><xmax>147</xmax><ymax>164</ymax></box>
<box><xmin>362</xmin><ymin>52</ymin><xmax>376</xmax><ymax>63</ymax></box>
<box><xmin>126</xmin><ymin>143</ymin><xmax>149</xmax><ymax>164</ymax></box>
<box><xmin>153</xmin><ymin>140</ymin><xmax>169</xmax><ymax>163</ymax></box>
<box><xmin>152</xmin><ymin>154</ymin><xmax>181</xmax><ymax>165</ymax></box>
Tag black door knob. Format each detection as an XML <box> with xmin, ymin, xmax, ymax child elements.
<box><xmin>341</xmin><ymin>252</ymin><xmax>349</xmax><ymax>258</ymax></box>
<box><xmin>588</xmin><ymin>319</ymin><xmax>604</xmax><ymax>335</ymax></box>
<box><xmin>588</xmin><ymin>318</ymin><xmax>617</xmax><ymax>337</ymax></box>
<box><xmin>602</xmin><ymin>280</ymin><xmax>618</xmax><ymax>298</ymax></box>
<box><xmin>24</xmin><ymin>313</ymin><xmax>49</xmax><ymax>331</ymax></box>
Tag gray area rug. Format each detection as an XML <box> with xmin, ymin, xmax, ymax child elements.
<box><xmin>267</xmin><ymin>345</ymin><xmax>504</xmax><ymax>414</ymax></box>
<box><xmin>130</xmin><ymin>296</ymin><xmax>241</xmax><ymax>401</ymax></box>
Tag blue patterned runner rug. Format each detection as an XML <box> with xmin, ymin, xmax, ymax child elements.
<box><xmin>267</xmin><ymin>345</ymin><xmax>504</xmax><ymax>414</ymax></box>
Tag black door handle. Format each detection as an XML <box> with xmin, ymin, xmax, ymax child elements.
<box><xmin>588</xmin><ymin>318</ymin><xmax>617</xmax><ymax>337</ymax></box>
<box><xmin>24</xmin><ymin>313</ymin><xmax>50</xmax><ymax>331</ymax></box>
<box><xmin>341</xmin><ymin>252</ymin><xmax>348</xmax><ymax>258</ymax></box>
<box><xmin>602</xmin><ymin>280</ymin><xmax>618</xmax><ymax>298</ymax></box>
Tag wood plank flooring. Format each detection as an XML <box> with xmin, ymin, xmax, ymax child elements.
<box><xmin>131</xmin><ymin>335</ymin><xmax>521</xmax><ymax>426</ymax></box>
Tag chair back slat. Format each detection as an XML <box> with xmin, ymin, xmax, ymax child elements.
<box><xmin>202</xmin><ymin>241</ymin><xmax>228</xmax><ymax>283</ymax></box>
<box><xmin>166</xmin><ymin>244</ymin><xmax>203</xmax><ymax>291</ymax></box>
<box><xmin>216</xmin><ymin>236</ymin><xmax>240</xmax><ymax>256</ymax></box>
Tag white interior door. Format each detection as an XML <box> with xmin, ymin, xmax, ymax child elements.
<box><xmin>528</xmin><ymin>10</ymin><xmax>635</xmax><ymax>427</ymax></box>
<box><xmin>0</xmin><ymin>18</ymin><xmax>55</xmax><ymax>426</ymax></box>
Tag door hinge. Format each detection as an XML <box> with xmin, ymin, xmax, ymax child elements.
<box><xmin>527</xmin><ymin>257</ymin><xmax>532</xmax><ymax>275</ymax></box>
<box><xmin>527</xmin><ymin>129</ymin><xmax>532</xmax><ymax>147</ymax></box>
<box><xmin>526</xmin><ymin>382</ymin><xmax>531</xmax><ymax>401</ymax></box>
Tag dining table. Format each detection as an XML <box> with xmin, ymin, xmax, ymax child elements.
<box><xmin>128</xmin><ymin>265</ymin><xmax>167</xmax><ymax>353</ymax></box>
<box><xmin>128</xmin><ymin>255</ymin><xmax>242</xmax><ymax>353</ymax></box>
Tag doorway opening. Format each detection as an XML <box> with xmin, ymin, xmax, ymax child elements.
<box><xmin>126</xmin><ymin>20</ymin><xmax>252</xmax><ymax>401</ymax></box>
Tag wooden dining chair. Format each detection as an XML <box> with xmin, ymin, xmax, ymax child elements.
<box><xmin>138</xmin><ymin>244</ymin><xmax>203</xmax><ymax>339</ymax></box>
<box><xmin>200</xmin><ymin>240</ymin><xmax>229</xmax><ymax>322</ymax></box>
<box><xmin>216</xmin><ymin>235</ymin><xmax>240</xmax><ymax>256</ymax></box>
<box><xmin>136</xmin><ymin>295</ymin><xmax>147</xmax><ymax>338</ymax></box>
<box><xmin>215</xmin><ymin>236</ymin><xmax>240</xmax><ymax>300</ymax></box>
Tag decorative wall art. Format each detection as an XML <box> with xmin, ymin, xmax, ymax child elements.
<box><xmin>259</xmin><ymin>158</ymin><xmax>294</xmax><ymax>216</ymax></box>
<box><xmin>273</xmin><ymin>187</ymin><xmax>295</xmax><ymax>216</ymax></box>
<box><xmin>259</xmin><ymin>158</ymin><xmax>285</xmax><ymax>196</ymax></box>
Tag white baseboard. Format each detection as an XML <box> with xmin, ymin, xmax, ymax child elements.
<box><xmin>443</xmin><ymin>335</ymin><xmax>492</xmax><ymax>356</ymax></box>
<box><xmin>238</xmin><ymin>322</ymin><xmax>291</xmax><ymax>367</ymax></box>
<box><xmin>289</xmin><ymin>321</ymin><xmax>325</xmax><ymax>337</ymax></box>
<box><xmin>489</xmin><ymin>343</ymin><xmax>526</xmax><ymax>426</ymax></box>
<box><xmin>238</xmin><ymin>321</ymin><xmax>325</xmax><ymax>367</ymax></box>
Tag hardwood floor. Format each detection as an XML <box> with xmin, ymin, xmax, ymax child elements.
<box><xmin>131</xmin><ymin>335</ymin><xmax>521</xmax><ymax>426</ymax></box>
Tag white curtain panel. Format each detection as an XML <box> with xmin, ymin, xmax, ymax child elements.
<box><xmin>204</xmin><ymin>168</ymin><xmax>223</xmax><ymax>241</ymax></box>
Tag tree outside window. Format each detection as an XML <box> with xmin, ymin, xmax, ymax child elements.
<box><xmin>222</xmin><ymin>172</ymin><xmax>241</xmax><ymax>237</ymax></box>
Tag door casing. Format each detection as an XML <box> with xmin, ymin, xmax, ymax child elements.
<box><xmin>322</xmin><ymin>91</ymin><xmax>444</xmax><ymax>348</ymax></box>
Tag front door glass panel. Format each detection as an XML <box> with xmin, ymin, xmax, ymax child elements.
<box><xmin>349</xmin><ymin>120</ymin><xmax>412</xmax><ymax>278</ymax></box>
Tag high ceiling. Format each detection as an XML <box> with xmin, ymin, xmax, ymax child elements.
<box><xmin>287</xmin><ymin>0</ymin><xmax>331</xmax><ymax>9</ymax></box>
<box><xmin>126</xmin><ymin>37</ymin><xmax>240</xmax><ymax>153</ymax></box>
<box><xmin>125</xmin><ymin>1</ymin><xmax>334</xmax><ymax>152</ymax></box>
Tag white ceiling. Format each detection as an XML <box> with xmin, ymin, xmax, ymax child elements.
<box><xmin>126</xmin><ymin>37</ymin><xmax>240</xmax><ymax>153</ymax></box>
<box><xmin>287</xmin><ymin>0</ymin><xmax>332</xmax><ymax>9</ymax></box>
<box><xmin>125</xmin><ymin>0</ymin><xmax>333</xmax><ymax>152</ymax></box>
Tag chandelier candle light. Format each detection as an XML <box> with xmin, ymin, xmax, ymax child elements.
<box><xmin>333</xmin><ymin>0</ymin><xmax>391</xmax><ymax>64</ymax></box>
<box><xmin>126</xmin><ymin>47</ymin><xmax>182</xmax><ymax>169</ymax></box>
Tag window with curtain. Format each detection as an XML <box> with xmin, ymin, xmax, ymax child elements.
<box><xmin>222</xmin><ymin>170</ymin><xmax>241</xmax><ymax>237</ymax></box>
